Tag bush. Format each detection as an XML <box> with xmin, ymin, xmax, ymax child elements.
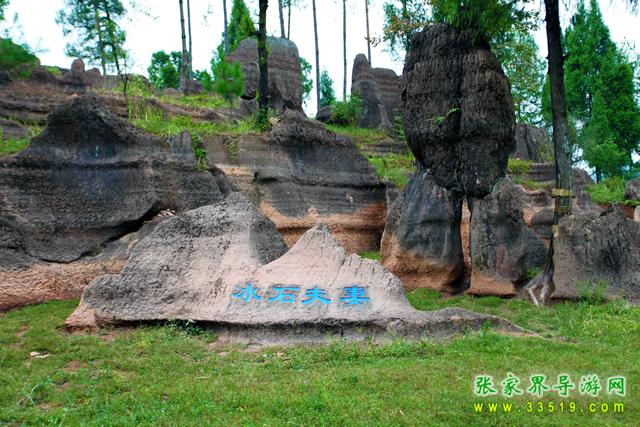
<box><xmin>331</xmin><ymin>94</ymin><xmax>363</xmax><ymax>126</ymax></box>
<box><xmin>586</xmin><ymin>176</ymin><xmax>626</xmax><ymax>205</ymax></box>
<box><xmin>507</xmin><ymin>157</ymin><xmax>533</xmax><ymax>176</ymax></box>
<box><xmin>0</xmin><ymin>38</ymin><xmax>39</xmax><ymax>78</ymax></box>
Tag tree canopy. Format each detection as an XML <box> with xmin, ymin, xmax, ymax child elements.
<box><xmin>56</xmin><ymin>0</ymin><xmax>127</xmax><ymax>76</ymax></box>
<box><xmin>319</xmin><ymin>69</ymin><xmax>336</xmax><ymax>107</ymax></box>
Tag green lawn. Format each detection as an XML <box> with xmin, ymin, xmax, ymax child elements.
<box><xmin>1</xmin><ymin>291</ymin><xmax>638</xmax><ymax>426</ymax></box>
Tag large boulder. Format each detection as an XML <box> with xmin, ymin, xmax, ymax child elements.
<box><xmin>226</xmin><ymin>37</ymin><xmax>303</xmax><ymax>112</ymax></box>
<box><xmin>381</xmin><ymin>165</ymin><xmax>465</xmax><ymax>291</ymax></box>
<box><xmin>203</xmin><ymin>111</ymin><xmax>387</xmax><ymax>253</ymax></box>
<box><xmin>553</xmin><ymin>208</ymin><xmax>640</xmax><ymax>300</ymax></box>
<box><xmin>625</xmin><ymin>178</ymin><xmax>640</xmax><ymax>201</ymax></box>
<box><xmin>351</xmin><ymin>54</ymin><xmax>400</xmax><ymax>129</ymax></box>
<box><xmin>512</xmin><ymin>123</ymin><xmax>552</xmax><ymax>162</ymax></box>
<box><xmin>0</xmin><ymin>94</ymin><xmax>232</xmax><ymax>311</ymax></box>
<box><xmin>65</xmin><ymin>193</ymin><xmax>288</xmax><ymax>330</ymax></box>
<box><xmin>67</xmin><ymin>220</ymin><xmax>522</xmax><ymax>344</ymax></box>
<box><xmin>402</xmin><ymin>23</ymin><xmax>515</xmax><ymax>198</ymax></box>
<box><xmin>468</xmin><ymin>178</ymin><xmax>547</xmax><ymax>296</ymax></box>
<box><xmin>0</xmin><ymin>93</ymin><xmax>230</xmax><ymax>264</ymax></box>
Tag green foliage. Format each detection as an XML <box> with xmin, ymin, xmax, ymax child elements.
<box><xmin>576</xmin><ymin>280</ymin><xmax>609</xmax><ymax>304</ymax></box>
<box><xmin>0</xmin><ymin>136</ymin><xmax>30</xmax><ymax>156</ymax></box>
<box><xmin>431</xmin><ymin>0</ymin><xmax>537</xmax><ymax>43</ymax></box>
<box><xmin>190</xmin><ymin>133</ymin><xmax>209</xmax><ymax>172</ymax></box>
<box><xmin>193</xmin><ymin>69</ymin><xmax>213</xmax><ymax>92</ymax></box>
<box><xmin>215</xmin><ymin>0</ymin><xmax>255</xmax><ymax>62</ymax></box>
<box><xmin>522</xmin><ymin>267</ymin><xmax>542</xmax><ymax>282</ymax></box>
<box><xmin>160</xmin><ymin>93</ymin><xmax>226</xmax><ymax>110</ymax></box>
<box><xmin>586</xmin><ymin>176</ymin><xmax>627</xmax><ymax>205</ymax></box>
<box><xmin>318</xmin><ymin>70</ymin><xmax>336</xmax><ymax>108</ymax></box>
<box><xmin>56</xmin><ymin>0</ymin><xmax>127</xmax><ymax>74</ymax></box>
<box><xmin>427</xmin><ymin>106</ymin><xmax>459</xmax><ymax>125</ymax></box>
<box><xmin>44</xmin><ymin>66</ymin><xmax>62</xmax><ymax>76</ymax></box>
<box><xmin>147</xmin><ymin>50</ymin><xmax>180</xmax><ymax>90</ymax></box>
<box><xmin>512</xmin><ymin>177</ymin><xmax>552</xmax><ymax>190</ymax></box>
<box><xmin>382</xmin><ymin>0</ymin><xmax>428</xmax><ymax>60</ymax></box>
<box><xmin>507</xmin><ymin>157</ymin><xmax>532</xmax><ymax>176</ymax></box>
<box><xmin>2</xmin><ymin>296</ymin><xmax>638</xmax><ymax>424</ymax></box>
<box><xmin>564</xmin><ymin>0</ymin><xmax>640</xmax><ymax>179</ymax></box>
<box><xmin>0</xmin><ymin>38</ymin><xmax>39</xmax><ymax>78</ymax></box>
<box><xmin>357</xmin><ymin>251</ymin><xmax>381</xmax><ymax>261</ymax></box>
<box><xmin>493</xmin><ymin>29</ymin><xmax>545</xmax><ymax>124</ymax></box>
<box><xmin>325</xmin><ymin>125</ymin><xmax>390</xmax><ymax>147</ymax></box>
<box><xmin>367</xmin><ymin>151</ymin><xmax>415</xmax><ymax>188</ymax></box>
<box><xmin>330</xmin><ymin>94</ymin><xmax>363</xmax><ymax>126</ymax></box>
<box><xmin>0</xmin><ymin>0</ymin><xmax>8</xmax><ymax>21</ymax></box>
<box><xmin>213</xmin><ymin>60</ymin><xmax>244</xmax><ymax>108</ymax></box>
<box><xmin>299</xmin><ymin>57</ymin><xmax>313</xmax><ymax>102</ymax></box>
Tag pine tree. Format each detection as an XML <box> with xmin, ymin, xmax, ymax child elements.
<box><xmin>319</xmin><ymin>70</ymin><xmax>336</xmax><ymax>107</ymax></box>
<box><xmin>56</xmin><ymin>0</ymin><xmax>127</xmax><ymax>76</ymax></box>
<box><xmin>215</xmin><ymin>0</ymin><xmax>255</xmax><ymax>61</ymax></box>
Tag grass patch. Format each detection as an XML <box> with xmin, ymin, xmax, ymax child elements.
<box><xmin>508</xmin><ymin>157</ymin><xmax>533</xmax><ymax>176</ymax></box>
<box><xmin>513</xmin><ymin>177</ymin><xmax>554</xmax><ymax>190</ymax></box>
<box><xmin>587</xmin><ymin>176</ymin><xmax>639</xmax><ymax>206</ymax></box>
<box><xmin>367</xmin><ymin>152</ymin><xmax>415</xmax><ymax>188</ymax></box>
<box><xmin>130</xmin><ymin>105</ymin><xmax>257</xmax><ymax>138</ymax></box>
<box><xmin>357</xmin><ymin>251</ymin><xmax>381</xmax><ymax>261</ymax></box>
<box><xmin>159</xmin><ymin>93</ymin><xmax>227</xmax><ymax>110</ymax></box>
<box><xmin>0</xmin><ymin>136</ymin><xmax>30</xmax><ymax>156</ymax></box>
<box><xmin>0</xmin><ymin>295</ymin><xmax>637</xmax><ymax>425</ymax></box>
<box><xmin>326</xmin><ymin>124</ymin><xmax>390</xmax><ymax>148</ymax></box>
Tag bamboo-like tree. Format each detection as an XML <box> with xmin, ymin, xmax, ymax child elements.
<box><xmin>257</xmin><ymin>0</ymin><xmax>270</xmax><ymax>129</ymax></box>
<box><xmin>365</xmin><ymin>0</ymin><xmax>372</xmax><ymax>65</ymax></box>
<box><xmin>312</xmin><ymin>0</ymin><xmax>320</xmax><ymax>111</ymax></box>
<box><xmin>342</xmin><ymin>0</ymin><xmax>347</xmax><ymax>101</ymax></box>
<box><xmin>223</xmin><ymin>0</ymin><xmax>229</xmax><ymax>53</ymax></box>
<box><xmin>278</xmin><ymin>0</ymin><xmax>286</xmax><ymax>38</ymax></box>
<box><xmin>179</xmin><ymin>0</ymin><xmax>188</xmax><ymax>94</ymax></box>
<box><xmin>187</xmin><ymin>0</ymin><xmax>193</xmax><ymax>79</ymax></box>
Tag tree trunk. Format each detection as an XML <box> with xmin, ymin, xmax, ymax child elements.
<box><xmin>278</xmin><ymin>0</ymin><xmax>286</xmax><ymax>38</ymax></box>
<box><xmin>102</xmin><ymin>0</ymin><xmax>127</xmax><ymax>113</ymax></box>
<box><xmin>223</xmin><ymin>0</ymin><xmax>229</xmax><ymax>54</ymax></box>
<box><xmin>187</xmin><ymin>0</ymin><xmax>193</xmax><ymax>79</ymax></box>
<box><xmin>91</xmin><ymin>0</ymin><xmax>107</xmax><ymax>76</ymax></box>
<box><xmin>342</xmin><ymin>0</ymin><xmax>347</xmax><ymax>101</ymax></box>
<box><xmin>257</xmin><ymin>0</ymin><xmax>269</xmax><ymax>127</ymax></box>
<box><xmin>401</xmin><ymin>0</ymin><xmax>410</xmax><ymax>49</ymax></box>
<box><xmin>312</xmin><ymin>0</ymin><xmax>320</xmax><ymax>112</ymax></box>
<box><xmin>529</xmin><ymin>0</ymin><xmax>574</xmax><ymax>306</ymax></box>
<box><xmin>287</xmin><ymin>0</ymin><xmax>291</xmax><ymax>39</ymax></box>
<box><xmin>179</xmin><ymin>0</ymin><xmax>188</xmax><ymax>94</ymax></box>
<box><xmin>365</xmin><ymin>0</ymin><xmax>371</xmax><ymax>65</ymax></box>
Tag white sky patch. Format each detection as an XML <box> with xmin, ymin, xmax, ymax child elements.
<box><xmin>2</xmin><ymin>0</ymin><xmax>639</xmax><ymax>115</ymax></box>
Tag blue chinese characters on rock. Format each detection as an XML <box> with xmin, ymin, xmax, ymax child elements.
<box><xmin>231</xmin><ymin>283</ymin><xmax>370</xmax><ymax>307</ymax></box>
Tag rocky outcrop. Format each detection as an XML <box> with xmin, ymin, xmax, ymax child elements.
<box><xmin>0</xmin><ymin>94</ymin><xmax>231</xmax><ymax>310</ymax></box>
<box><xmin>226</xmin><ymin>37</ymin><xmax>303</xmax><ymax>112</ymax></box>
<box><xmin>381</xmin><ymin>165</ymin><xmax>464</xmax><ymax>291</ymax></box>
<box><xmin>0</xmin><ymin>93</ymin><xmax>230</xmax><ymax>264</ymax></box>
<box><xmin>625</xmin><ymin>178</ymin><xmax>640</xmax><ymax>201</ymax></box>
<box><xmin>67</xmin><ymin>221</ymin><xmax>522</xmax><ymax>344</ymax></box>
<box><xmin>468</xmin><ymin>178</ymin><xmax>547</xmax><ymax>296</ymax></box>
<box><xmin>203</xmin><ymin>111</ymin><xmax>387</xmax><ymax>253</ymax></box>
<box><xmin>402</xmin><ymin>23</ymin><xmax>515</xmax><ymax>198</ymax></box>
<box><xmin>513</xmin><ymin>123</ymin><xmax>552</xmax><ymax>162</ymax></box>
<box><xmin>553</xmin><ymin>208</ymin><xmax>640</xmax><ymax>301</ymax></box>
<box><xmin>65</xmin><ymin>193</ymin><xmax>288</xmax><ymax>330</ymax></box>
<box><xmin>351</xmin><ymin>54</ymin><xmax>401</xmax><ymax>129</ymax></box>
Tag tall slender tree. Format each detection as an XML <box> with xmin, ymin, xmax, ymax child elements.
<box><xmin>56</xmin><ymin>0</ymin><xmax>127</xmax><ymax>76</ymax></box>
<box><xmin>287</xmin><ymin>0</ymin><xmax>292</xmax><ymax>38</ymax></box>
<box><xmin>257</xmin><ymin>0</ymin><xmax>269</xmax><ymax>129</ymax></box>
<box><xmin>365</xmin><ymin>0</ymin><xmax>372</xmax><ymax>65</ymax></box>
<box><xmin>278</xmin><ymin>0</ymin><xmax>286</xmax><ymax>38</ymax></box>
<box><xmin>312</xmin><ymin>0</ymin><xmax>320</xmax><ymax>111</ymax></box>
<box><xmin>179</xmin><ymin>0</ymin><xmax>188</xmax><ymax>94</ymax></box>
<box><xmin>342</xmin><ymin>0</ymin><xmax>347</xmax><ymax>101</ymax></box>
<box><xmin>187</xmin><ymin>0</ymin><xmax>193</xmax><ymax>79</ymax></box>
<box><xmin>223</xmin><ymin>0</ymin><xmax>229</xmax><ymax>53</ymax></box>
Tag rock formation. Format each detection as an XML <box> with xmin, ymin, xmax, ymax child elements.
<box><xmin>512</xmin><ymin>123</ymin><xmax>553</xmax><ymax>162</ymax></box>
<box><xmin>203</xmin><ymin>111</ymin><xmax>387</xmax><ymax>253</ymax></box>
<box><xmin>625</xmin><ymin>177</ymin><xmax>640</xmax><ymax>201</ymax></box>
<box><xmin>553</xmin><ymin>208</ymin><xmax>640</xmax><ymax>301</ymax></box>
<box><xmin>0</xmin><ymin>94</ymin><xmax>231</xmax><ymax>310</ymax></box>
<box><xmin>67</xmin><ymin>219</ymin><xmax>522</xmax><ymax>344</ymax></box>
<box><xmin>226</xmin><ymin>37</ymin><xmax>303</xmax><ymax>112</ymax></box>
<box><xmin>381</xmin><ymin>165</ymin><xmax>465</xmax><ymax>291</ymax></box>
<box><xmin>351</xmin><ymin>54</ymin><xmax>401</xmax><ymax>130</ymax></box>
<box><xmin>468</xmin><ymin>178</ymin><xmax>547</xmax><ymax>296</ymax></box>
<box><xmin>402</xmin><ymin>23</ymin><xmax>515</xmax><ymax>198</ymax></box>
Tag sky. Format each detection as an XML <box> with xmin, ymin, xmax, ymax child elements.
<box><xmin>2</xmin><ymin>0</ymin><xmax>640</xmax><ymax>115</ymax></box>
